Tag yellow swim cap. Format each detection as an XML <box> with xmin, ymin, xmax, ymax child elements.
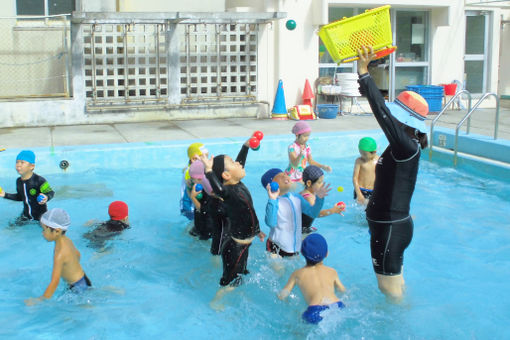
<box><xmin>187</xmin><ymin>142</ymin><xmax>205</xmax><ymax>160</ymax></box>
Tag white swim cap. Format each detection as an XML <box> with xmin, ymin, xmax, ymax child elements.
<box><xmin>40</xmin><ymin>208</ymin><xmax>71</xmax><ymax>231</ymax></box>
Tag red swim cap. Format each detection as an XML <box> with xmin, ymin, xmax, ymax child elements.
<box><xmin>108</xmin><ymin>201</ymin><xmax>128</xmax><ymax>221</ymax></box>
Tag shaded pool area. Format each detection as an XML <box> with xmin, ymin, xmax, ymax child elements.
<box><xmin>1</xmin><ymin>131</ymin><xmax>509</xmax><ymax>339</ymax></box>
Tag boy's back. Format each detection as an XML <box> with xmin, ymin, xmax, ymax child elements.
<box><xmin>292</xmin><ymin>263</ymin><xmax>344</xmax><ymax>306</ymax></box>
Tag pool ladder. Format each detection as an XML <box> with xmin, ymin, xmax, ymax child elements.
<box><xmin>429</xmin><ymin>91</ymin><xmax>502</xmax><ymax>166</ymax></box>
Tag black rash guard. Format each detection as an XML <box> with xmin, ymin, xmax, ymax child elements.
<box><xmin>358</xmin><ymin>73</ymin><xmax>421</xmax><ymax>222</ymax></box>
<box><xmin>206</xmin><ymin>145</ymin><xmax>260</xmax><ymax>240</ymax></box>
<box><xmin>3</xmin><ymin>173</ymin><xmax>55</xmax><ymax>221</ymax></box>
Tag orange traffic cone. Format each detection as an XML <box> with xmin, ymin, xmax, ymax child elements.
<box><xmin>302</xmin><ymin>79</ymin><xmax>314</xmax><ymax>107</ymax></box>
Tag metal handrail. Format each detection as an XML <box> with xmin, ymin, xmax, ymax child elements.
<box><xmin>429</xmin><ymin>90</ymin><xmax>472</xmax><ymax>159</ymax></box>
<box><xmin>453</xmin><ymin>92</ymin><xmax>500</xmax><ymax>166</ymax></box>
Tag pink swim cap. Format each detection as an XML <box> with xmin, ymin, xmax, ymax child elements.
<box><xmin>188</xmin><ymin>161</ymin><xmax>213</xmax><ymax>195</ymax></box>
<box><xmin>292</xmin><ymin>121</ymin><xmax>311</xmax><ymax>135</ymax></box>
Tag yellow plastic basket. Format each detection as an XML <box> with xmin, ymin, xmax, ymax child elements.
<box><xmin>319</xmin><ymin>5</ymin><xmax>395</xmax><ymax>64</ymax></box>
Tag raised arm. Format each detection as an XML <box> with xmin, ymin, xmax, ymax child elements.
<box><xmin>235</xmin><ymin>142</ymin><xmax>250</xmax><ymax>168</ymax></box>
<box><xmin>357</xmin><ymin>47</ymin><xmax>417</xmax><ymax>157</ymax></box>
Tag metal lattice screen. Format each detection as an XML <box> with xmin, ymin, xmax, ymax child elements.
<box><xmin>82</xmin><ymin>21</ymin><xmax>258</xmax><ymax>107</ymax></box>
<box><xmin>83</xmin><ymin>23</ymin><xmax>168</xmax><ymax>104</ymax></box>
<box><xmin>180</xmin><ymin>23</ymin><xmax>258</xmax><ymax>102</ymax></box>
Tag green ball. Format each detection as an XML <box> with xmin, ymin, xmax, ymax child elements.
<box><xmin>286</xmin><ymin>19</ymin><xmax>296</xmax><ymax>31</ymax></box>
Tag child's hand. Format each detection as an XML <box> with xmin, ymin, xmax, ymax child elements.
<box><xmin>37</xmin><ymin>194</ymin><xmax>48</xmax><ymax>205</ymax></box>
<box><xmin>266</xmin><ymin>183</ymin><xmax>279</xmax><ymax>200</ymax></box>
<box><xmin>24</xmin><ymin>297</ymin><xmax>43</xmax><ymax>306</ymax></box>
<box><xmin>331</xmin><ymin>203</ymin><xmax>345</xmax><ymax>216</ymax></box>
<box><xmin>198</xmin><ymin>154</ymin><xmax>214</xmax><ymax>172</ymax></box>
<box><xmin>257</xmin><ymin>231</ymin><xmax>266</xmax><ymax>242</ymax></box>
<box><xmin>315</xmin><ymin>182</ymin><xmax>331</xmax><ymax>199</ymax></box>
<box><xmin>190</xmin><ymin>183</ymin><xmax>201</xmax><ymax>198</ymax></box>
<box><xmin>357</xmin><ymin>196</ymin><xmax>368</xmax><ymax>205</ymax></box>
<box><xmin>322</xmin><ymin>165</ymin><xmax>332</xmax><ymax>173</ymax></box>
<box><xmin>0</xmin><ymin>187</ymin><xmax>4</xmax><ymax>197</ymax></box>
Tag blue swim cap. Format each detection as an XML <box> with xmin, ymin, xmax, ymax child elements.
<box><xmin>16</xmin><ymin>150</ymin><xmax>35</xmax><ymax>164</ymax></box>
<box><xmin>301</xmin><ymin>233</ymin><xmax>328</xmax><ymax>264</ymax></box>
<box><xmin>261</xmin><ymin>168</ymin><xmax>283</xmax><ymax>188</ymax></box>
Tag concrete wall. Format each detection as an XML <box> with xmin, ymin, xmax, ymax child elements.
<box><xmin>1</xmin><ymin>0</ymin><xmax>509</xmax><ymax>128</ymax></box>
<box><xmin>499</xmin><ymin>9</ymin><xmax>510</xmax><ymax>96</ymax></box>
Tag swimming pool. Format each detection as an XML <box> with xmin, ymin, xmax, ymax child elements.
<box><xmin>1</xmin><ymin>131</ymin><xmax>509</xmax><ymax>339</ymax></box>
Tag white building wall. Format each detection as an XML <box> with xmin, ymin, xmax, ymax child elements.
<box><xmin>498</xmin><ymin>9</ymin><xmax>510</xmax><ymax>96</ymax></box>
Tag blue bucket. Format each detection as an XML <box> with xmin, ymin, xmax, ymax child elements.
<box><xmin>406</xmin><ymin>85</ymin><xmax>444</xmax><ymax>112</ymax></box>
<box><xmin>317</xmin><ymin>104</ymin><xmax>338</xmax><ymax>119</ymax></box>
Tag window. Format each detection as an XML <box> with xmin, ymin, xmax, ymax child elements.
<box><xmin>16</xmin><ymin>0</ymin><xmax>75</xmax><ymax>16</ymax></box>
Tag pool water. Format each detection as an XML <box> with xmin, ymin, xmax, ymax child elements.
<box><xmin>1</xmin><ymin>132</ymin><xmax>509</xmax><ymax>339</ymax></box>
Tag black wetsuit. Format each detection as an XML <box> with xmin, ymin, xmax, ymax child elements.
<box><xmin>3</xmin><ymin>173</ymin><xmax>54</xmax><ymax>221</ymax></box>
<box><xmin>83</xmin><ymin>220</ymin><xmax>129</xmax><ymax>249</ymax></box>
<box><xmin>206</xmin><ymin>145</ymin><xmax>260</xmax><ymax>286</ymax></box>
<box><xmin>192</xmin><ymin>191</ymin><xmax>214</xmax><ymax>240</ymax></box>
<box><xmin>207</xmin><ymin>196</ymin><xmax>227</xmax><ymax>255</ymax></box>
<box><xmin>358</xmin><ymin>73</ymin><xmax>420</xmax><ymax>276</ymax></box>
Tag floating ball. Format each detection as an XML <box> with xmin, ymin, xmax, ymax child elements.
<box><xmin>270</xmin><ymin>182</ymin><xmax>279</xmax><ymax>192</ymax></box>
<box><xmin>253</xmin><ymin>131</ymin><xmax>264</xmax><ymax>141</ymax></box>
<box><xmin>249</xmin><ymin>137</ymin><xmax>260</xmax><ymax>150</ymax></box>
<box><xmin>286</xmin><ymin>19</ymin><xmax>296</xmax><ymax>31</ymax></box>
<box><xmin>337</xmin><ymin>186</ymin><xmax>344</xmax><ymax>192</ymax></box>
<box><xmin>37</xmin><ymin>194</ymin><xmax>45</xmax><ymax>203</ymax></box>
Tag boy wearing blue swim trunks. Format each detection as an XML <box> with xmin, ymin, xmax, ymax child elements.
<box><xmin>278</xmin><ymin>234</ymin><xmax>346</xmax><ymax>324</ymax></box>
<box><xmin>25</xmin><ymin>208</ymin><xmax>91</xmax><ymax>306</ymax></box>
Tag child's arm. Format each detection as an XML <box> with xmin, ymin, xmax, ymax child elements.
<box><xmin>333</xmin><ymin>271</ymin><xmax>346</xmax><ymax>294</ymax></box>
<box><xmin>235</xmin><ymin>141</ymin><xmax>250</xmax><ymax>167</ymax></box>
<box><xmin>319</xmin><ymin>204</ymin><xmax>345</xmax><ymax>217</ymax></box>
<box><xmin>288</xmin><ymin>145</ymin><xmax>302</xmax><ymax>167</ymax></box>
<box><xmin>189</xmin><ymin>184</ymin><xmax>201</xmax><ymax>210</ymax></box>
<box><xmin>39</xmin><ymin>179</ymin><xmax>55</xmax><ymax>202</ymax></box>
<box><xmin>25</xmin><ymin>252</ymin><xmax>64</xmax><ymax>305</ymax></box>
<box><xmin>352</xmin><ymin>158</ymin><xmax>366</xmax><ymax>204</ymax></box>
<box><xmin>299</xmin><ymin>183</ymin><xmax>330</xmax><ymax>218</ymax></box>
<box><xmin>278</xmin><ymin>271</ymin><xmax>297</xmax><ymax>300</ymax></box>
<box><xmin>308</xmin><ymin>155</ymin><xmax>332</xmax><ymax>172</ymax></box>
<box><xmin>264</xmin><ymin>189</ymin><xmax>280</xmax><ymax>228</ymax></box>
<box><xmin>1</xmin><ymin>179</ymin><xmax>22</xmax><ymax>201</ymax></box>
<box><xmin>200</xmin><ymin>154</ymin><xmax>226</xmax><ymax>198</ymax></box>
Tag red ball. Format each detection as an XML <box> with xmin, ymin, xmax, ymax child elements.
<box><xmin>253</xmin><ymin>130</ymin><xmax>264</xmax><ymax>141</ymax></box>
<box><xmin>249</xmin><ymin>137</ymin><xmax>260</xmax><ymax>149</ymax></box>
<box><xmin>336</xmin><ymin>201</ymin><xmax>346</xmax><ymax>208</ymax></box>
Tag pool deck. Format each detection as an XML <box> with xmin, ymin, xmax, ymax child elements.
<box><xmin>0</xmin><ymin>107</ymin><xmax>509</xmax><ymax>149</ymax></box>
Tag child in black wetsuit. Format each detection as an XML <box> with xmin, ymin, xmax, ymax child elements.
<box><xmin>83</xmin><ymin>201</ymin><xmax>130</xmax><ymax>250</ymax></box>
<box><xmin>199</xmin><ymin>139</ymin><xmax>266</xmax><ymax>310</ymax></box>
<box><xmin>0</xmin><ymin>150</ymin><xmax>54</xmax><ymax>223</ymax></box>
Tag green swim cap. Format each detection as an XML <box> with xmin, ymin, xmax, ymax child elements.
<box><xmin>358</xmin><ymin>137</ymin><xmax>377</xmax><ymax>152</ymax></box>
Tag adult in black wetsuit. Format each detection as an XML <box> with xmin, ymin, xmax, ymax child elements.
<box><xmin>200</xmin><ymin>140</ymin><xmax>266</xmax><ymax>309</ymax></box>
<box><xmin>357</xmin><ymin>47</ymin><xmax>429</xmax><ymax>301</ymax></box>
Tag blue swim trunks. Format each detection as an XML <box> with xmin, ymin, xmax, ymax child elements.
<box><xmin>302</xmin><ymin>301</ymin><xmax>345</xmax><ymax>324</ymax></box>
<box><xmin>69</xmin><ymin>274</ymin><xmax>92</xmax><ymax>293</ymax></box>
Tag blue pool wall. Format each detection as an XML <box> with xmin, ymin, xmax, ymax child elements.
<box><xmin>1</xmin><ymin>129</ymin><xmax>509</xmax><ymax>181</ymax></box>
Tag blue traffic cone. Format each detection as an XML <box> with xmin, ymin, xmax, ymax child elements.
<box><xmin>272</xmin><ymin>80</ymin><xmax>287</xmax><ymax>116</ymax></box>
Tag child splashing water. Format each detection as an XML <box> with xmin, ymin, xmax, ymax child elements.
<box><xmin>300</xmin><ymin>165</ymin><xmax>345</xmax><ymax>235</ymax></box>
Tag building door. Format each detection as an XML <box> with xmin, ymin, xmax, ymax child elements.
<box><xmin>391</xmin><ymin>10</ymin><xmax>429</xmax><ymax>101</ymax></box>
<box><xmin>464</xmin><ymin>11</ymin><xmax>490</xmax><ymax>94</ymax></box>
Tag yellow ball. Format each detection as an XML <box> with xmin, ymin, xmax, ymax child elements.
<box><xmin>0</xmin><ymin>186</ymin><xmax>2</xmax><ymax>192</ymax></box>
<box><xmin>337</xmin><ymin>186</ymin><xmax>344</xmax><ymax>192</ymax></box>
